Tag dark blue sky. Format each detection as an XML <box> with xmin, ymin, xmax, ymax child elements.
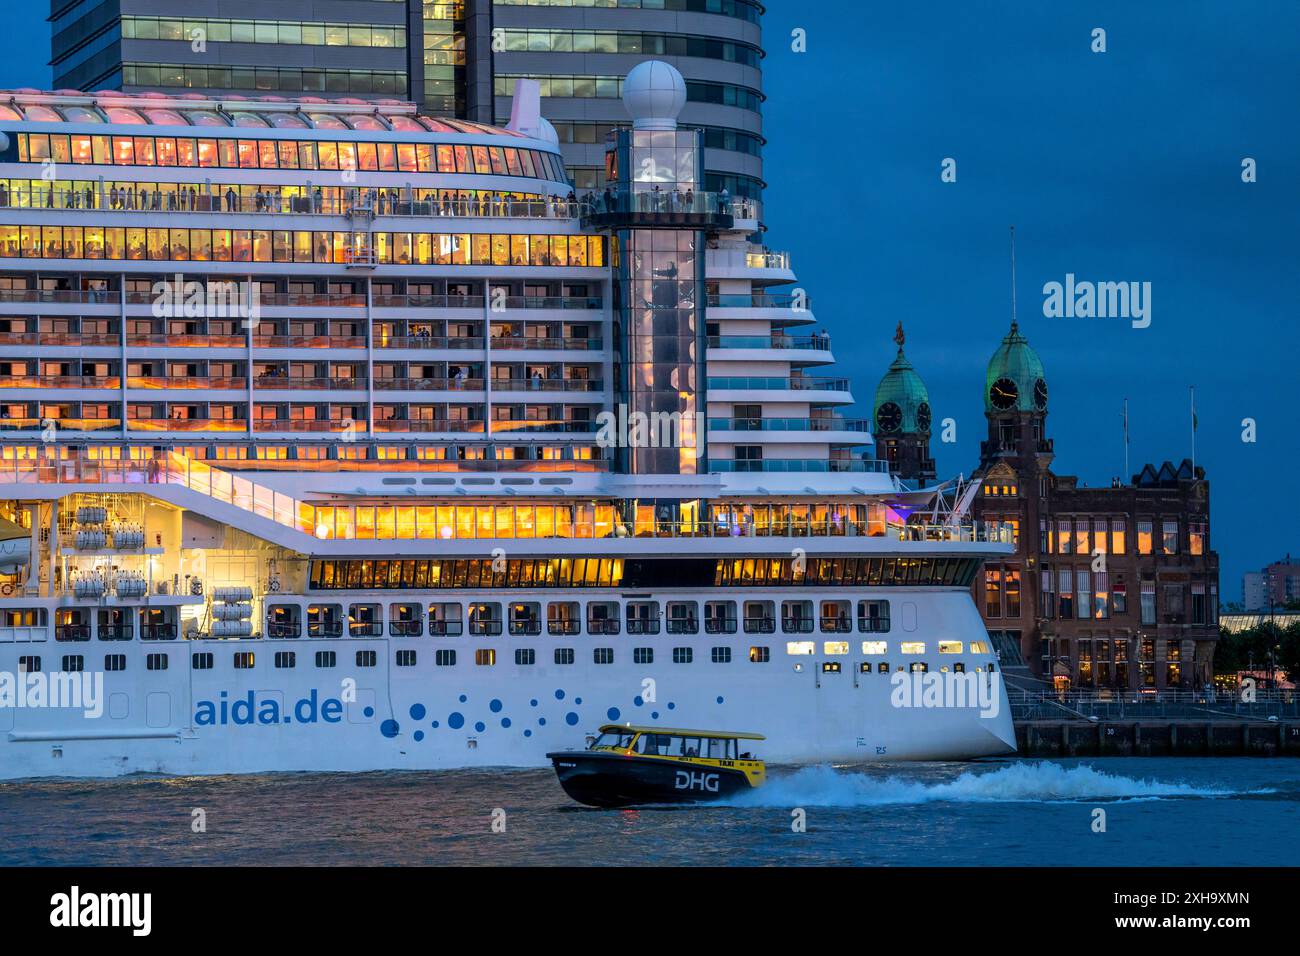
<box><xmin>2</xmin><ymin>3</ymin><xmax>1295</xmax><ymax>599</ymax></box>
<box><xmin>760</xmin><ymin>1</ymin><xmax>1300</xmax><ymax>600</ymax></box>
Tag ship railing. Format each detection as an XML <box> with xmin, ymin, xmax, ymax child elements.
<box><xmin>1008</xmin><ymin>688</ymin><xmax>1300</xmax><ymax>720</ymax></box>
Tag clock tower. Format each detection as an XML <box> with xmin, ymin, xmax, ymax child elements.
<box><xmin>871</xmin><ymin>322</ymin><xmax>936</xmax><ymax>484</ymax></box>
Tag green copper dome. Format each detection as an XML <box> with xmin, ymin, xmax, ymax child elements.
<box><xmin>984</xmin><ymin>321</ymin><xmax>1048</xmax><ymax>413</ymax></box>
<box><xmin>873</xmin><ymin>324</ymin><xmax>932</xmax><ymax>435</ymax></box>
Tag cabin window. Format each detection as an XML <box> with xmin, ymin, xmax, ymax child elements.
<box><xmin>105</xmin><ymin>654</ymin><xmax>126</xmax><ymax>671</ymax></box>
<box><xmin>146</xmin><ymin>653</ymin><xmax>168</xmax><ymax>671</ymax></box>
<box><xmin>823</xmin><ymin>642</ymin><xmax>849</xmax><ymax>656</ymax></box>
<box><xmin>900</xmin><ymin>642</ymin><xmax>925</xmax><ymax>654</ymax></box>
<box><xmin>969</xmin><ymin>640</ymin><xmax>989</xmax><ymax>654</ymax></box>
<box><xmin>954</xmin><ymin>662</ymin><xmax>965</xmax><ymax>673</ymax></box>
<box><xmin>633</xmin><ymin>647</ymin><xmax>654</xmax><ymax>664</ymax></box>
<box><xmin>711</xmin><ymin>647</ymin><xmax>731</xmax><ymax>663</ymax></box>
<box><xmin>475</xmin><ymin>649</ymin><xmax>496</xmax><ymax>666</ymax></box>
<box><xmin>857</xmin><ymin>600</ymin><xmax>891</xmax><ymax>632</ymax></box>
<box><xmin>514</xmin><ymin>648</ymin><xmax>535</xmax><ymax>665</ymax></box>
<box><xmin>62</xmin><ymin>655</ymin><xmax>84</xmax><ymax>672</ymax></box>
<box><xmin>233</xmin><ymin>652</ymin><xmax>254</xmax><ymax>669</ymax></box>
<box><xmin>435</xmin><ymin>649</ymin><xmax>457</xmax><ymax>666</ymax></box>
<box><xmin>785</xmin><ymin>641</ymin><xmax>815</xmax><ymax>656</ymax></box>
<box><xmin>193</xmin><ymin>653</ymin><xmax>214</xmax><ymax>670</ymax></box>
<box><xmin>862</xmin><ymin>640</ymin><xmax>887</xmax><ymax>655</ymax></box>
<box><xmin>877</xmin><ymin>662</ymin><xmax>890</xmax><ymax>673</ymax></box>
<box><xmin>396</xmin><ymin>650</ymin><xmax>417</xmax><ymax>667</ymax></box>
<box><xmin>749</xmin><ymin>646</ymin><xmax>770</xmax><ymax>663</ymax></box>
<box><xmin>593</xmin><ymin>647</ymin><xmax>614</xmax><ymax>665</ymax></box>
<box><xmin>356</xmin><ymin>650</ymin><xmax>377</xmax><ymax>668</ymax></box>
<box><xmin>554</xmin><ymin>648</ymin><xmax>575</xmax><ymax>665</ymax></box>
<box><xmin>938</xmin><ymin>641</ymin><xmax>963</xmax><ymax>654</ymax></box>
<box><xmin>315</xmin><ymin>651</ymin><xmax>336</xmax><ymax>668</ymax></box>
<box><xmin>910</xmin><ymin>661</ymin><xmax>928</xmax><ymax>672</ymax></box>
<box><xmin>18</xmin><ymin>655</ymin><xmax>40</xmax><ymax>672</ymax></box>
<box><xmin>672</xmin><ymin>647</ymin><xmax>693</xmax><ymax>664</ymax></box>
<box><xmin>275</xmin><ymin>652</ymin><xmax>296</xmax><ymax>669</ymax></box>
<box><xmin>822</xmin><ymin>661</ymin><xmax>842</xmax><ymax>673</ymax></box>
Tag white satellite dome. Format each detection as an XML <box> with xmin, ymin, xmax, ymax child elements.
<box><xmin>622</xmin><ymin>60</ymin><xmax>686</xmax><ymax>131</ymax></box>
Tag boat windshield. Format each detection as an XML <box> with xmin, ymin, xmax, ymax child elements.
<box><xmin>592</xmin><ymin>731</ymin><xmax>636</xmax><ymax>750</ymax></box>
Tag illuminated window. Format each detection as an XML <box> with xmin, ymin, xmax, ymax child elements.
<box><xmin>938</xmin><ymin>641</ymin><xmax>963</xmax><ymax>654</ymax></box>
<box><xmin>475</xmin><ymin>649</ymin><xmax>496</xmax><ymax>666</ymax></box>
<box><xmin>785</xmin><ymin>641</ymin><xmax>814</xmax><ymax>656</ymax></box>
<box><xmin>861</xmin><ymin>640</ymin><xmax>887</xmax><ymax>655</ymax></box>
<box><xmin>900</xmin><ymin>642</ymin><xmax>925</xmax><ymax>654</ymax></box>
<box><xmin>823</xmin><ymin>641</ymin><xmax>849</xmax><ymax>656</ymax></box>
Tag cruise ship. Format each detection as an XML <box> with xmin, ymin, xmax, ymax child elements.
<box><xmin>0</xmin><ymin>61</ymin><xmax>1014</xmax><ymax>779</ymax></box>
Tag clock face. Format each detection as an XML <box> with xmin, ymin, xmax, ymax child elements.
<box><xmin>875</xmin><ymin>401</ymin><xmax>902</xmax><ymax>433</ymax></box>
<box><xmin>990</xmin><ymin>377</ymin><xmax>1019</xmax><ymax>410</ymax></box>
<box><xmin>916</xmin><ymin>402</ymin><xmax>932</xmax><ymax>431</ymax></box>
<box><xmin>1034</xmin><ymin>378</ymin><xmax>1048</xmax><ymax>409</ymax></box>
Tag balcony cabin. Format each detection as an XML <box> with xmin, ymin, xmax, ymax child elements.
<box><xmin>468</xmin><ymin>602</ymin><xmax>502</xmax><ymax>636</ymax></box>
<box><xmin>547</xmin><ymin>601</ymin><xmax>581</xmax><ymax>635</ymax></box>
<box><xmin>782</xmin><ymin>600</ymin><xmax>814</xmax><ymax>634</ymax></box>
<box><xmin>666</xmin><ymin>601</ymin><xmax>698</xmax><ymax>634</ymax></box>
<box><xmin>388</xmin><ymin>603</ymin><xmax>423</xmax><ymax>637</ymax></box>
<box><xmin>267</xmin><ymin>604</ymin><xmax>302</xmax><ymax>639</ymax></box>
<box><xmin>626</xmin><ymin>601</ymin><xmax>660</xmax><ymax>635</ymax></box>
<box><xmin>744</xmin><ymin>600</ymin><xmax>775</xmax><ymax>633</ymax></box>
<box><xmin>587</xmin><ymin>601</ymin><xmax>620</xmax><ymax>635</ymax></box>
<box><xmin>139</xmin><ymin>607</ymin><xmax>177</xmax><ymax>640</ymax></box>
<box><xmin>508</xmin><ymin>601</ymin><xmax>541</xmax><ymax>636</ymax></box>
<box><xmin>705</xmin><ymin>600</ymin><xmax>737</xmax><ymax>634</ymax></box>
<box><xmin>307</xmin><ymin>603</ymin><xmax>343</xmax><ymax>638</ymax></box>
<box><xmin>820</xmin><ymin>600</ymin><xmax>852</xmax><ymax>634</ymax></box>
<box><xmin>428</xmin><ymin>602</ymin><xmax>463</xmax><ymax>636</ymax></box>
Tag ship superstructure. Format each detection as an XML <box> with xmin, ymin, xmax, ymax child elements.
<box><xmin>0</xmin><ymin>64</ymin><xmax>1014</xmax><ymax>778</ymax></box>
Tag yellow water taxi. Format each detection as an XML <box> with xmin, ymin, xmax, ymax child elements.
<box><xmin>548</xmin><ymin>724</ymin><xmax>765</xmax><ymax>808</ymax></box>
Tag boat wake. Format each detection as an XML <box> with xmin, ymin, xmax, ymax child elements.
<box><xmin>719</xmin><ymin>761</ymin><xmax>1269</xmax><ymax>807</ymax></box>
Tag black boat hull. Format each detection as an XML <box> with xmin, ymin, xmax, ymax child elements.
<box><xmin>548</xmin><ymin>751</ymin><xmax>753</xmax><ymax>808</ymax></box>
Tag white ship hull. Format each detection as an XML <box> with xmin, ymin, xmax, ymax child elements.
<box><xmin>0</xmin><ymin>589</ymin><xmax>1014</xmax><ymax>780</ymax></box>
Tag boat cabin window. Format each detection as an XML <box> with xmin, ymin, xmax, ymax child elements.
<box><xmin>592</xmin><ymin>730</ymin><xmax>636</xmax><ymax>750</ymax></box>
<box><xmin>704</xmin><ymin>737</ymin><xmax>737</xmax><ymax>760</ymax></box>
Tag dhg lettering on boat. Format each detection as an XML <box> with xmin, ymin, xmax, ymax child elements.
<box><xmin>49</xmin><ymin>886</ymin><xmax>151</xmax><ymax>937</ymax></box>
<box><xmin>889</xmin><ymin>670</ymin><xmax>1003</xmax><ymax>719</ymax></box>
<box><xmin>0</xmin><ymin>670</ymin><xmax>103</xmax><ymax>718</ymax></box>
<box><xmin>1042</xmin><ymin>273</ymin><xmax>1151</xmax><ymax>328</ymax></box>
<box><xmin>675</xmin><ymin>770</ymin><xmax>721</xmax><ymax>792</ymax></box>
<box><xmin>194</xmin><ymin>689</ymin><xmax>344</xmax><ymax>726</ymax></box>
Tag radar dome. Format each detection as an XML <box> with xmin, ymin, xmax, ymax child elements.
<box><xmin>622</xmin><ymin>60</ymin><xmax>686</xmax><ymax>131</ymax></box>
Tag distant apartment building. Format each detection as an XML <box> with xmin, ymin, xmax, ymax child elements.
<box><xmin>1242</xmin><ymin>556</ymin><xmax>1300</xmax><ymax>610</ymax></box>
<box><xmin>50</xmin><ymin>0</ymin><xmax>764</xmax><ymax>203</ymax></box>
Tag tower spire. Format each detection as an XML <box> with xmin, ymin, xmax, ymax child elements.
<box><xmin>1009</xmin><ymin>225</ymin><xmax>1018</xmax><ymax>335</ymax></box>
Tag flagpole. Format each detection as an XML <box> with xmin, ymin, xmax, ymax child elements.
<box><xmin>1123</xmin><ymin>398</ymin><xmax>1129</xmax><ymax>480</ymax></box>
<box><xmin>1190</xmin><ymin>386</ymin><xmax>1197</xmax><ymax>477</ymax></box>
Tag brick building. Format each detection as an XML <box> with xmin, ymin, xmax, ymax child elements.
<box><xmin>880</xmin><ymin>320</ymin><xmax>1220</xmax><ymax>689</ymax></box>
